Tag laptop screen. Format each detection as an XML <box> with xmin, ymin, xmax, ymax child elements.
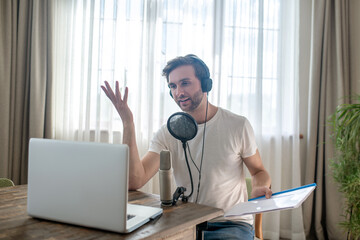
<box><xmin>27</xmin><ymin>138</ymin><xmax>130</xmax><ymax>232</ymax></box>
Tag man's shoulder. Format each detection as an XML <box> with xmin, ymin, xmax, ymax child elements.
<box><xmin>218</xmin><ymin>107</ymin><xmax>247</xmax><ymax>122</ymax></box>
<box><xmin>155</xmin><ymin>123</ymin><xmax>168</xmax><ymax>135</ymax></box>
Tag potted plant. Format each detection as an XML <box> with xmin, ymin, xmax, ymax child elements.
<box><xmin>329</xmin><ymin>95</ymin><xmax>360</xmax><ymax>239</ymax></box>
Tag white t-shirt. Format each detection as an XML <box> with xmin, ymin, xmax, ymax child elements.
<box><xmin>149</xmin><ymin>107</ymin><xmax>257</xmax><ymax>224</ymax></box>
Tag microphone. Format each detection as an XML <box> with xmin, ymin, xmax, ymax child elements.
<box><xmin>159</xmin><ymin>150</ymin><xmax>173</xmax><ymax>206</ymax></box>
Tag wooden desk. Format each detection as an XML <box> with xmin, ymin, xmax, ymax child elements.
<box><xmin>0</xmin><ymin>185</ymin><xmax>223</xmax><ymax>239</ymax></box>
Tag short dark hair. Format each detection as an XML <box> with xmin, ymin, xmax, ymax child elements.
<box><xmin>162</xmin><ymin>54</ymin><xmax>210</xmax><ymax>83</ymax></box>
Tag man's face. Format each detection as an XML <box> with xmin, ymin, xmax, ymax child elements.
<box><xmin>168</xmin><ymin>65</ymin><xmax>204</xmax><ymax>113</ymax></box>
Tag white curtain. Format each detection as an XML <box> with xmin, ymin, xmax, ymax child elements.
<box><xmin>52</xmin><ymin>0</ymin><xmax>303</xmax><ymax>238</ymax></box>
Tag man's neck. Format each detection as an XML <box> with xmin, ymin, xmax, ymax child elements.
<box><xmin>187</xmin><ymin>102</ymin><xmax>218</xmax><ymax>124</ymax></box>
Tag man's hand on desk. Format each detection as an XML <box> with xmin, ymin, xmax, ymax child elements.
<box><xmin>251</xmin><ymin>186</ymin><xmax>273</xmax><ymax>199</ymax></box>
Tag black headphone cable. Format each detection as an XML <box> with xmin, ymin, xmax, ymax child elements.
<box><xmin>187</xmin><ymin>94</ymin><xmax>208</xmax><ymax>203</ymax></box>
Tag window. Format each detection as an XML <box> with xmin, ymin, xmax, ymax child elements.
<box><xmin>221</xmin><ymin>0</ymin><xmax>281</xmax><ymax>134</ymax></box>
<box><xmin>53</xmin><ymin>0</ymin><xmax>292</xmax><ymax>143</ymax></box>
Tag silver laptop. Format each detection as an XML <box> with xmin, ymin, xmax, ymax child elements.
<box><xmin>27</xmin><ymin>138</ymin><xmax>163</xmax><ymax>233</ymax></box>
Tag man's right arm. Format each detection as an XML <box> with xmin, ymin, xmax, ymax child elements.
<box><xmin>122</xmin><ymin>121</ymin><xmax>160</xmax><ymax>190</ymax></box>
<box><xmin>101</xmin><ymin>81</ymin><xmax>159</xmax><ymax>190</ymax></box>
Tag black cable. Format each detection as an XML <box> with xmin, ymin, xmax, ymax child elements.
<box><xmin>182</xmin><ymin>95</ymin><xmax>209</xmax><ymax>203</ymax></box>
<box><xmin>195</xmin><ymin>95</ymin><xmax>208</xmax><ymax>203</ymax></box>
<box><xmin>187</xmin><ymin>142</ymin><xmax>200</xmax><ymax>172</ymax></box>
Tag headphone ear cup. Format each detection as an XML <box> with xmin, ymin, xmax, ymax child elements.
<box><xmin>202</xmin><ymin>78</ymin><xmax>213</xmax><ymax>93</ymax></box>
<box><xmin>207</xmin><ymin>78</ymin><xmax>213</xmax><ymax>92</ymax></box>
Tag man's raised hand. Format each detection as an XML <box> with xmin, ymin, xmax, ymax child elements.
<box><xmin>101</xmin><ymin>81</ymin><xmax>134</xmax><ymax>126</ymax></box>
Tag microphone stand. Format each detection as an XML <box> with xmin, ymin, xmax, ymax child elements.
<box><xmin>182</xmin><ymin>141</ymin><xmax>194</xmax><ymax>201</ymax></box>
<box><xmin>172</xmin><ymin>141</ymin><xmax>194</xmax><ymax>204</ymax></box>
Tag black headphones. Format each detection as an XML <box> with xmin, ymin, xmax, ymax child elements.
<box><xmin>169</xmin><ymin>55</ymin><xmax>213</xmax><ymax>98</ymax></box>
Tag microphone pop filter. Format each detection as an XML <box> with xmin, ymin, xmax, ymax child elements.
<box><xmin>167</xmin><ymin>112</ymin><xmax>198</xmax><ymax>143</ymax></box>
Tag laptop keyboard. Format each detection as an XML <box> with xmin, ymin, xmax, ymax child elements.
<box><xmin>127</xmin><ymin>214</ymin><xmax>135</xmax><ymax>220</ymax></box>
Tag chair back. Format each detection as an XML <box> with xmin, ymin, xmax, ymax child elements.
<box><xmin>246</xmin><ymin>177</ymin><xmax>264</xmax><ymax>240</ymax></box>
<box><xmin>246</xmin><ymin>177</ymin><xmax>252</xmax><ymax>199</ymax></box>
<box><xmin>0</xmin><ymin>178</ymin><xmax>15</xmax><ymax>188</ymax></box>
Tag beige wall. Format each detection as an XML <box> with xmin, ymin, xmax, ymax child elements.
<box><xmin>350</xmin><ymin>0</ymin><xmax>360</xmax><ymax>95</ymax></box>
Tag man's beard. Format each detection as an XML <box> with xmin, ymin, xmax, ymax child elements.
<box><xmin>177</xmin><ymin>89</ymin><xmax>204</xmax><ymax>112</ymax></box>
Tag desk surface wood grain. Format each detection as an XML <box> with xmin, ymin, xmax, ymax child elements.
<box><xmin>0</xmin><ymin>185</ymin><xmax>223</xmax><ymax>239</ymax></box>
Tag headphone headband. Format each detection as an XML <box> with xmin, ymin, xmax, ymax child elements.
<box><xmin>167</xmin><ymin>54</ymin><xmax>213</xmax><ymax>98</ymax></box>
<box><xmin>185</xmin><ymin>54</ymin><xmax>213</xmax><ymax>93</ymax></box>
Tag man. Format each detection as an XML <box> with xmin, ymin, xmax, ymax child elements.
<box><xmin>101</xmin><ymin>54</ymin><xmax>272</xmax><ymax>239</ymax></box>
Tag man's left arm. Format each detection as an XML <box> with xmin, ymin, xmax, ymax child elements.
<box><xmin>243</xmin><ymin>149</ymin><xmax>272</xmax><ymax>199</ymax></box>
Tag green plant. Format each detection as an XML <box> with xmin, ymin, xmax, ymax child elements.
<box><xmin>329</xmin><ymin>95</ymin><xmax>360</xmax><ymax>240</ymax></box>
